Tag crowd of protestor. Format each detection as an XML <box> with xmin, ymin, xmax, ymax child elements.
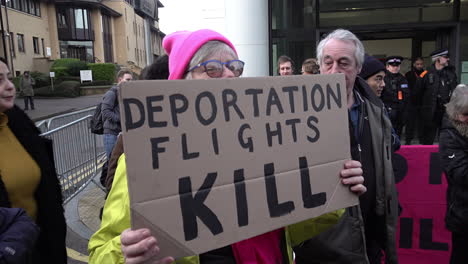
<box><xmin>0</xmin><ymin>26</ymin><xmax>465</xmax><ymax>264</ymax></box>
<box><xmin>278</xmin><ymin>48</ymin><xmax>459</xmax><ymax>146</ymax></box>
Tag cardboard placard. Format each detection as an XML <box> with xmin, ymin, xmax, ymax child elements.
<box><xmin>119</xmin><ymin>74</ymin><xmax>358</xmax><ymax>260</ymax></box>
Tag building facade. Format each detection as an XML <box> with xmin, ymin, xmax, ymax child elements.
<box><xmin>0</xmin><ymin>0</ymin><xmax>165</xmax><ymax>76</ymax></box>
<box><xmin>270</xmin><ymin>0</ymin><xmax>468</xmax><ymax>78</ymax></box>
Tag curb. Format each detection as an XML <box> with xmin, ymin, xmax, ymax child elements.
<box><xmin>65</xmin><ymin>174</ymin><xmax>105</xmax><ymax>240</ymax></box>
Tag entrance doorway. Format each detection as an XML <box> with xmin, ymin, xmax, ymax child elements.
<box><xmin>345</xmin><ymin>25</ymin><xmax>458</xmax><ymax>73</ymax></box>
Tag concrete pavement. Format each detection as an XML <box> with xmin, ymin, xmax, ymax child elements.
<box><xmin>14</xmin><ymin>94</ymin><xmax>103</xmax><ymax>121</ymax></box>
<box><xmin>65</xmin><ymin>174</ymin><xmax>106</xmax><ymax>264</ymax></box>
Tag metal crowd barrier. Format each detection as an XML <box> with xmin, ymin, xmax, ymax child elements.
<box><xmin>40</xmin><ymin>115</ymin><xmax>106</xmax><ymax>204</ymax></box>
<box><xmin>37</xmin><ymin>107</ymin><xmax>96</xmax><ymax>133</ymax></box>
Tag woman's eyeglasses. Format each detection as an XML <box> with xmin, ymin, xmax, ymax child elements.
<box><xmin>188</xmin><ymin>59</ymin><xmax>245</xmax><ymax>78</ymax></box>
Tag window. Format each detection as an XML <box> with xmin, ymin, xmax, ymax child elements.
<box><xmin>35</xmin><ymin>1</ymin><xmax>41</xmax><ymax>16</ymax></box>
<box><xmin>57</xmin><ymin>8</ymin><xmax>67</xmax><ymax>28</ymax></box>
<box><xmin>6</xmin><ymin>0</ymin><xmax>16</xmax><ymax>8</ymax></box>
<box><xmin>9</xmin><ymin>32</ymin><xmax>15</xmax><ymax>58</ymax></box>
<box><xmin>75</xmin><ymin>9</ymin><xmax>84</xmax><ymax>29</ymax></box>
<box><xmin>17</xmin><ymin>34</ymin><xmax>25</xmax><ymax>53</ymax></box>
<box><xmin>3</xmin><ymin>0</ymin><xmax>41</xmax><ymax>17</ymax></box>
<box><xmin>83</xmin><ymin>9</ymin><xmax>89</xmax><ymax>29</ymax></box>
<box><xmin>33</xmin><ymin>37</ymin><xmax>40</xmax><ymax>54</ymax></box>
<box><xmin>20</xmin><ymin>0</ymin><xmax>28</xmax><ymax>13</ymax></box>
<box><xmin>73</xmin><ymin>8</ymin><xmax>89</xmax><ymax>29</ymax></box>
<box><xmin>59</xmin><ymin>40</ymin><xmax>94</xmax><ymax>62</ymax></box>
<box><xmin>41</xmin><ymin>38</ymin><xmax>45</xmax><ymax>56</ymax></box>
<box><xmin>56</xmin><ymin>7</ymin><xmax>93</xmax><ymax>41</ymax></box>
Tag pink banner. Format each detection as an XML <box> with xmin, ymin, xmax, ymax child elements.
<box><xmin>394</xmin><ymin>145</ymin><xmax>451</xmax><ymax>264</ymax></box>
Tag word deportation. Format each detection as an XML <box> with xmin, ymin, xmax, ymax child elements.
<box><xmin>123</xmin><ymin>83</ymin><xmax>343</xmax><ymax>169</ymax></box>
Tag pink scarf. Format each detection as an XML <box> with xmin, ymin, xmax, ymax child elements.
<box><xmin>231</xmin><ymin>229</ymin><xmax>284</xmax><ymax>264</ymax></box>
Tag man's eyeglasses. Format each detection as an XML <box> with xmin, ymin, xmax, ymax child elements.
<box><xmin>188</xmin><ymin>59</ymin><xmax>245</xmax><ymax>78</ymax></box>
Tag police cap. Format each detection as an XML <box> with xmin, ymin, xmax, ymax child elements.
<box><xmin>430</xmin><ymin>48</ymin><xmax>449</xmax><ymax>58</ymax></box>
<box><xmin>385</xmin><ymin>56</ymin><xmax>403</xmax><ymax>66</ymax></box>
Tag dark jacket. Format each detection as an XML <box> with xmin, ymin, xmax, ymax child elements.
<box><xmin>382</xmin><ymin>72</ymin><xmax>409</xmax><ymax>110</ymax></box>
<box><xmin>4</xmin><ymin>105</ymin><xmax>67</xmax><ymax>264</ymax></box>
<box><xmin>405</xmin><ymin>68</ymin><xmax>424</xmax><ymax>105</ymax></box>
<box><xmin>102</xmin><ymin>86</ymin><xmax>121</xmax><ymax>135</ymax></box>
<box><xmin>439</xmin><ymin>115</ymin><xmax>468</xmax><ymax>234</ymax></box>
<box><xmin>420</xmin><ymin>65</ymin><xmax>457</xmax><ymax>124</ymax></box>
<box><xmin>0</xmin><ymin>208</ymin><xmax>39</xmax><ymax>264</ymax></box>
<box><xmin>294</xmin><ymin>77</ymin><xmax>399</xmax><ymax>264</ymax></box>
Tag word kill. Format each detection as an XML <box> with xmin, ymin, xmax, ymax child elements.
<box><xmin>178</xmin><ymin>156</ymin><xmax>327</xmax><ymax>241</ymax></box>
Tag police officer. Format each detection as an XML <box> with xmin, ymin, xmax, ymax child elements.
<box><xmin>419</xmin><ymin>48</ymin><xmax>458</xmax><ymax>145</ymax></box>
<box><xmin>382</xmin><ymin>56</ymin><xmax>409</xmax><ymax>137</ymax></box>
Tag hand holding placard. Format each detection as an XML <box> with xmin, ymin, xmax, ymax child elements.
<box><xmin>120</xmin><ymin>228</ymin><xmax>174</xmax><ymax>264</ymax></box>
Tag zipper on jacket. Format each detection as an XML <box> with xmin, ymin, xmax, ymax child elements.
<box><xmin>356</xmin><ymin>90</ymin><xmax>365</xmax><ymax>162</ymax></box>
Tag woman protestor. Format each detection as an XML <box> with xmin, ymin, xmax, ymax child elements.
<box><xmin>439</xmin><ymin>84</ymin><xmax>468</xmax><ymax>264</ymax></box>
<box><xmin>0</xmin><ymin>58</ymin><xmax>67</xmax><ymax>263</ymax></box>
<box><xmin>88</xmin><ymin>29</ymin><xmax>367</xmax><ymax>264</ymax></box>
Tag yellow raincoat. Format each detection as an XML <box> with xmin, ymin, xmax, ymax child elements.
<box><xmin>88</xmin><ymin>154</ymin><xmax>344</xmax><ymax>264</ymax></box>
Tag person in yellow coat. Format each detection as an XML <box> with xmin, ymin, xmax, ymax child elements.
<box><xmin>89</xmin><ymin>29</ymin><xmax>366</xmax><ymax>264</ymax></box>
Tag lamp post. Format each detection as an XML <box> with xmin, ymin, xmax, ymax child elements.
<box><xmin>2</xmin><ymin>0</ymin><xmax>14</xmax><ymax>74</ymax></box>
<box><xmin>0</xmin><ymin>1</ymin><xmax>8</xmax><ymax>66</ymax></box>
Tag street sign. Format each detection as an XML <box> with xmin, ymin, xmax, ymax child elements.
<box><xmin>50</xmin><ymin>72</ymin><xmax>55</xmax><ymax>78</ymax></box>
<box><xmin>80</xmin><ymin>70</ymin><xmax>93</xmax><ymax>83</ymax></box>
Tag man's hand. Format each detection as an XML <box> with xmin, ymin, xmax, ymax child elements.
<box><xmin>340</xmin><ymin>160</ymin><xmax>366</xmax><ymax>195</ymax></box>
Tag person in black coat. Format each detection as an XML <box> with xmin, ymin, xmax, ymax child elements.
<box><xmin>439</xmin><ymin>84</ymin><xmax>468</xmax><ymax>264</ymax></box>
<box><xmin>0</xmin><ymin>171</ymin><xmax>40</xmax><ymax>264</ymax></box>
<box><xmin>382</xmin><ymin>56</ymin><xmax>410</xmax><ymax>138</ymax></box>
<box><xmin>404</xmin><ymin>57</ymin><xmax>425</xmax><ymax>144</ymax></box>
<box><xmin>0</xmin><ymin>58</ymin><xmax>67</xmax><ymax>263</ymax></box>
<box><xmin>0</xmin><ymin>207</ymin><xmax>39</xmax><ymax>264</ymax></box>
<box><xmin>420</xmin><ymin>48</ymin><xmax>458</xmax><ymax>144</ymax></box>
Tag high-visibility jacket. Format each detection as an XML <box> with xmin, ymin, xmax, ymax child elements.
<box><xmin>88</xmin><ymin>154</ymin><xmax>345</xmax><ymax>264</ymax></box>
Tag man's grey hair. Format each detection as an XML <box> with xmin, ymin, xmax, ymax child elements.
<box><xmin>185</xmin><ymin>41</ymin><xmax>237</xmax><ymax>79</ymax></box>
<box><xmin>316</xmin><ymin>29</ymin><xmax>365</xmax><ymax>70</ymax></box>
<box><xmin>446</xmin><ymin>84</ymin><xmax>468</xmax><ymax>120</ymax></box>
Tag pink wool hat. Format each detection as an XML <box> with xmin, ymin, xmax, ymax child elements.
<box><xmin>163</xmin><ymin>29</ymin><xmax>237</xmax><ymax>80</ymax></box>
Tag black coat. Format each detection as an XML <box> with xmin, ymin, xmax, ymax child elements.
<box><xmin>382</xmin><ymin>72</ymin><xmax>409</xmax><ymax>110</ymax></box>
<box><xmin>3</xmin><ymin>106</ymin><xmax>67</xmax><ymax>264</ymax></box>
<box><xmin>439</xmin><ymin>115</ymin><xmax>468</xmax><ymax>234</ymax></box>
<box><xmin>0</xmin><ymin>208</ymin><xmax>39</xmax><ymax>264</ymax></box>
<box><xmin>404</xmin><ymin>68</ymin><xmax>424</xmax><ymax>105</ymax></box>
<box><xmin>420</xmin><ymin>65</ymin><xmax>457</xmax><ymax>124</ymax></box>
